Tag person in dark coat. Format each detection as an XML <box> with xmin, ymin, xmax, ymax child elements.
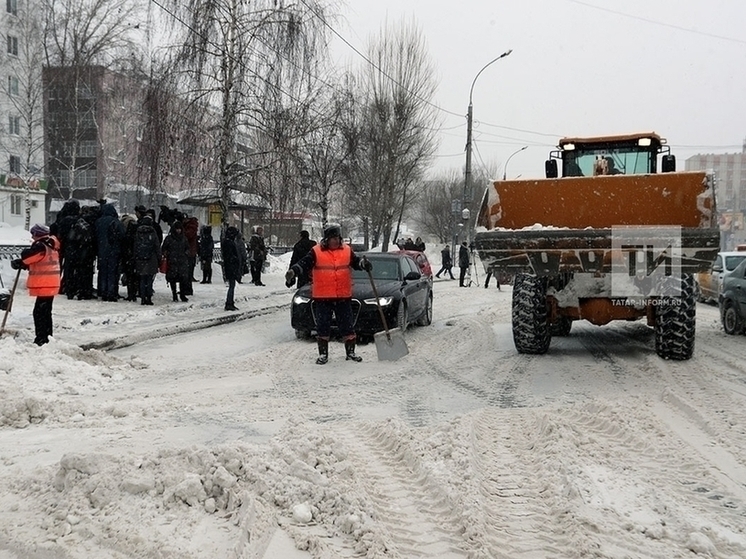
<box><xmin>198</xmin><ymin>225</ymin><xmax>215</xmax><ymax>284</ymax></box>
<box><xmin>414</xmin><ymin>236</ymin><xmax>426</xmax><ymax>252</ymax></box>
<box><xmin>221</xmin><ymin>226</ymin><xmax>241</xmax><ymax>311</ymax></box>
<box><xmin>435</xmin><ymin>244</ymin><xmax>455</xmax><ymax>279</ymax></box>
<box><xmin>133</xmin><ymin>214</ymin><xmax>161</xmax><ymax>305</ymax></box>
<box><xmin>288</xmin><ymin>230</ymin><xmax>317</xmax><ymax>288</ymax></box>
<box><xmin>161</xmin><ymin>221</ymin><xmax>191</xmax><ymax>302</ymax></box>
<box><xmin>235</xmin><ymin>230</ymin><xmax>248</xmax><ymax>284</ymax></box>
<box><xmin>458</xmin><ymin>241</ymin><xmax>470</xmax><ymax>287</ymax></box>
<box><xmin>95</xmin><ymin>203</ymin><xmax>125</xmax><ymax>301</ymax></box>
<box><xmin>145</xmin><ymin>208</ymin><xmax>163</xmax><ymax>244</ymax></box>
<box><xmin>50</xmin><ymin>199</ymin><xmax>80</xmax><ymax>297</ymax></box>
<box><xmin>248</xmin><ymin>226</ymin><xmax>267</xmax><ymax>286</ymax></box>
<box><xmin>120</xmin><ymin>214</ymin><xmax>140</xmax><ymax>301</ymax></box>
<box><xmin>182</xmin><ymin>215</ymin><xmax>199</xmax><ymax>291</ymax></box>
<box><xmin>64</xmin><ymin>214</ymin><xmax>96</xmax><ymax>299</ymax></box>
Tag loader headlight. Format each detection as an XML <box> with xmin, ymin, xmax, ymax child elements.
<box><xmin>637</xmin><ymin>138</ymin><xmax>652</xmax><ymax>146</ymax></box>
<box><xmin>293</xmin><ymin>295</ymin><xmax>311</xmax><ymax>305</ymax></box>
<box><xmin>365</xmin><ymin>296</ymin><xmax>393</xmax><ymax>306</ymax></box>
<box><xmin>562</xmin><ymin>143</ymin><xmax>575</xmax><ymax>151</ymax></box>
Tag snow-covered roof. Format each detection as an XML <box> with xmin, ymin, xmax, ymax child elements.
<box><xmin>176</xmin><ymin>188</ymin><xmax>270</xmax><ymax>210</ymax></box>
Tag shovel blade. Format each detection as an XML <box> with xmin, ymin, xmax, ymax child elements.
<box><xmin>373</xmin><ymin>328</ymin><xmax>409</xmax><ymax>361</ymax></box>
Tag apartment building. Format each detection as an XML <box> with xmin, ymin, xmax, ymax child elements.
<box><xmin>0</xmin><ymin>0</ymin><xmax>46</xmax><ymax>229</ymax></box>
<box><xmin>685</xmin><ymin>139</ymin><xmax>746</xmax><ymax>249</ymax></box>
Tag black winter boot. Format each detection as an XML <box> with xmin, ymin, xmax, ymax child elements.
<box><xmin>316</xmin><ymin>339</ymin><xmax>329</xmax><ymax>365</ymax></box>
<box><xmin>345</xmin><ymin>340</ymin><xmax>362</xmax><ymax>362</ymax></box>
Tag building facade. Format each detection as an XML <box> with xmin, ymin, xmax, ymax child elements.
<box><xmin>685</xmin><ymin>140</ymin><xmax>746</xmax><ymax>250</ymax></box>
<box><xmin>1</xmin><ymin>0</ymin><xmax>47</xmax><ymax>228</ymax></box>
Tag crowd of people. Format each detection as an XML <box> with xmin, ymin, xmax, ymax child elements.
<box><xmin>39</xmin><ymin>199</ymin><xmax>269</xmax><ymax>309</ymax></box>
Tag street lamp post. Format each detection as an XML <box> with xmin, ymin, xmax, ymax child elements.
<box><xmin>457</xmin><ymin>49</ymin><xmax>512</xmax><ymax>254</ymax></box>
<box><xmin>502</xmin><ymin>145</ymin><xmax>528</xmax><ymax>180</ymax></box>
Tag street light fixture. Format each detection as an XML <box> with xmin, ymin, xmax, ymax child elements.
<box><xmin>503</xmin><ymin>145</ymin><xmax>527</xmax><ymax>180</ymax></box>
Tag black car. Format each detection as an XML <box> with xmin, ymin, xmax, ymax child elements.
<box><xmin>719</xmin><ymin>258</ymin><xmax>746</xmax><ymax>334</ymax></box>
<box><xmin>290</xmin><ymin>252</ymin><xmax>433</xmax><ymax>340</ymax></box>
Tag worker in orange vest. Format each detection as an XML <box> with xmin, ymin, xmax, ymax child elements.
<box><xmin>285</xmin><ymin>225</ymin><xmax>371</xmax><ymax>364</ymax></box>
<box><xmin>11</xmin><ymin>224</ymin><xmax>61</xmax><ymax>345</ymax></box>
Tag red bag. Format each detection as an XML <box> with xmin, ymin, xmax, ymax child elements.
<box><xmin>159</xmin><ymin>256</ymin><xmax>168</xmax><ymax>274</ymax></box>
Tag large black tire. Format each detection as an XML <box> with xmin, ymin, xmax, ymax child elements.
<box><xmin>416</xmin><ymin>291</ymin><xmax>433</xmax><ymax>326</ymax></box>
<box><xmin>722</xmin><ymin>301</ymin><xmax>743</xmax><ymax>335</ymax></box>
<box><xmin>550</xmin><ymin>316</ymin><xmax>573</xmax><ymax>337</ymax></box>
<box><xmin>512</xmin><ymin>273</ymin><xmax>551</xmax><ymax>354</ymax></box>
<box><xmin>654</xmin><ymin>273</ymin><xmax>696</xmax><ymax>360</ymax></box>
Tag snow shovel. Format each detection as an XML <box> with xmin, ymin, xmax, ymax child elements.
<box><xmin>0</xmin><ymin>268</ymin><xmax>21</xmax><ymax>337</ymax></box>
<box><xmin>365</xmin><ymin>267</ymin><xmax>409</xmax><ymax>361</ymax></box>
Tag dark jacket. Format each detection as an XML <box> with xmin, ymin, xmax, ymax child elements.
<box><xmin>440</xmin><ymin>247</ymin><xmax>452</xmax><ymax>267</ymax></box>
<box><xmin>248</xmin><ymin>232</ymin><xmax>267</xmax><ymax>262</ymax></box>
<box><xmin>289</xmin><ymin>237</ymin><xmax>317</xmax><ymax>269</ymax></box>
<box><xmin>221</xmin><ymin>228</ymin><xmax>242</xmax><ymax>281</ymax></box>
<box><xmin>198</xmin><ymin>226</ymin><xmax>214</xmax><ymax>262</ymax></box>
<box><xmin>458</xmin><ymin>244</ymin><xmax>470</xmax><ymax>268</ymax></box>
<box><xmin>95</xmin><ymin>203</ymin><xmax>124</xmax><ymax>266</ymax></box>
<box><xmin>134</xmin><ymin>220</ymin><xmax>162</xmax><ymax>275</ymax></box>
<box><xmin>161</xmin><ymin>225</ymin><xmax>190</xmax><ymax>282</ymax></box>
<box><xmin>50</xmin><ymin>199</ymin><xmax>80</xmax><ymax>260</ymax></box>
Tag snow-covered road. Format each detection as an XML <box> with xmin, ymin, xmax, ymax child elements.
<box><xmin>1</xmin><ymin>261</ymin><xmax>745</xmax><ymax>558</ymax></box>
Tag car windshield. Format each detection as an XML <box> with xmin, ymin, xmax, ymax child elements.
<box><xmin>725</xmin><ymin>255</ymin><xmax>746</xmax><ymax>271</ymax></box>
<box><xmin>351</xmin><ymin>259</ymin><xmax>400</xmax><ymax>281</ymax></box>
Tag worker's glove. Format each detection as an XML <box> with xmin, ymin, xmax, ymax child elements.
<box><xmin>360</xmin><ymin>257</ymin><xmax>372</xmax><ymax>272</ymax></box>
<box><xmin>10</xmin><ymin>259</ymin><xmax>24</xmax><ymax>270</ymax></box>
<box><xmin>285</xmin><ymin>269</ymin><xmax>296</xmax><ymax>288</ymax></box>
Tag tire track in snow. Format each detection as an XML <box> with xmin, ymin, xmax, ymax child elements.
<box><xmin>333</xmin><ymin>423</ymin><xmax>472</xmax><ymax>559</ymax></box>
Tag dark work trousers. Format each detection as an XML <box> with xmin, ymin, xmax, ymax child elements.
<box><xmin>98</xmin><ymin>255</ymin><xmax>120</xmax><ymax>300</ymax></box>
<box><xmin>33</xmin><ymin>296</ymin><xmax>54</xmax><ymax>345</ymax></box>
<box><xmin>139</xmin><ymin>274</ymin><xmax>155</xmax><ymax>301</ymax></box>
<box><xmin>314</xmin><ymin>299</ymin><xmax>355</xmax><ymax>341</ymax></box>
<box><xmin>250</xmin><ymin>260</ymin><xmax>264</xmax><ymax>285</ymax></box>
<box><xmin>225</xmin><ymin>278</ymin><xmax>236</xmax><ymax>307</ymax></box>
<box><xmin>459</xmin><ymin>266</ymin><xmax>469</xmax><ymax>287</ymax></box>
<box><xmin>435</xmin><ymin>265</ymin><xmax>454</xmax><ymax>279</ymax></box>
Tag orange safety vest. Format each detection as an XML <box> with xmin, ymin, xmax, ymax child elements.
<box><xmin>23</xmin><ymin>237</ymin><xmax>61</xmax><ymax>297</ymax></box>
<box><xmin>311</xmin><ymin>244</ymin><xmax>353</xmax><ymax>299</ymax></box>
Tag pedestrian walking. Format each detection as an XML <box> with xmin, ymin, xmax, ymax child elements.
<box><xmin>484</xmin><ymin>270</ymin><xmax>501</xmax><ymax>290</ymax></box>
<box><xmin>435</xmin><ymin>244</ymin><xmax>455</xmax><ymax>279</ymax></box>
<box><xmin>285</xmin><ymin>225</ymin><xmax>371</xmax><ymax>364</ymax></box>
<box><xmin>11</xmin><ymin>224</ymin><xmax>61</xmax><ymax>345</ymax></box>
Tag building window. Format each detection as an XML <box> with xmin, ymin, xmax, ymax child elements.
<box><xmin>8</xmin><ymin>76</ymin><xmax>19</xmax><ymax>96</ymax></box>
<box><xmin>59</xmin><ymin>169</ymin><xmax>98</xmax><ymax>189</ymax></box>
<box><xmin>10</xmin><ymin>194</ymin><xmax>22</xmax><ymax>215</ymax></box>
<box><xmin>8</xmin><ymin>115</ymin><xmax>20</xmax><ymax>135</ymax></box>
<box><xmin>9</xmin><ymin>154</ymin><xmax>21</xmax><ymax>174</ymax></box>
<box><xmin>7</xmin><ymin>35</ymin><xmax>18</xmax><ymax>56</ymax></box>
<box><xmin>6</xmin><ymin>0</ymin><xmax>17</xmax><ymax>15</ymax></box>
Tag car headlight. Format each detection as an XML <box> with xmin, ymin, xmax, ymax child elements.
<box><xmin>365</xmin><ymin>296</ymin><xmax>393</xmax><ymax>306</ymax></box>
<box><xmin>293</xmin><ymin>295</ymin><xmax>311</xmax><ymax>305</ymax></box>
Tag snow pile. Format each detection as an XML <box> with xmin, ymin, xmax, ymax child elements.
<box><xmin>0</xmin><ymin>337</ymin><xmax>130</xmax><ymax>428</ymax></box>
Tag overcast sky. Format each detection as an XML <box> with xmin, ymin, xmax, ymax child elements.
<box><xmin>329</xmin><ymin>0</ymin><xmax>746</xmax><ymax>180</ymax></box>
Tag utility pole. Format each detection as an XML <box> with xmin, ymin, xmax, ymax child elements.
<box><xmin>463</xmin><ymin>50</ymin><xmax>512</xmax><ymax>239</ymax></box>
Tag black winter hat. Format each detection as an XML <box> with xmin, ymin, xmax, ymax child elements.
<box><xmin>323</xmin><ymin>225</ymin><xmax>341</xmax><ymax>240</ymax></box>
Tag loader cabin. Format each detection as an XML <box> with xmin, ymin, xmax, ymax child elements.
<box><xmin>544</xmin><ymin>132</ymin><xmax>677</xmax><ymax>178</ymax></box>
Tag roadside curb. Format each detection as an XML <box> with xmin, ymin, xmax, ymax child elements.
<box><xmin>79</xmin><ymin>304</ymin><xmax>287</xmax><ymax>351</ymax></box>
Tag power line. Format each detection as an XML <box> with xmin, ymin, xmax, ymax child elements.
<box><xmin>567</xmin><ymin>0</ymin><xmax>746</xmax><ymax>46</ymax></box>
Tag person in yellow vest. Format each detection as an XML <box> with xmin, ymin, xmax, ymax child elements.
<box><xmin>285</xmin><ymin>225</ymin><xmax>371</xmax><ymax>364</ymax></box>
<box><xmin>11</xmin><ymin>224</ymin><xmax>61</xmax><ymax>345</ymax></box>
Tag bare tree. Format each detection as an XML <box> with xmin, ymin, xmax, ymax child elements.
<box><xmin>164</xmin><ymin>0</ymin><xmax>333</xmax><ymax>229</ymax></box>
<box><xmin>345</xmin><ymin>19</ymin><xmax>439</xmax><ymax>250</ymax></box>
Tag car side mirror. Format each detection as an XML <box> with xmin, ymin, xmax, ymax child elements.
<box><xmin>404</xmin><ymin>271</ymin><xmax>421</xmax><ymax>281</ymax></box>
<box><xmin>712</xmin><ymin>266</ymin><xmax>723</xmax><ymax>273</ymax></box>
